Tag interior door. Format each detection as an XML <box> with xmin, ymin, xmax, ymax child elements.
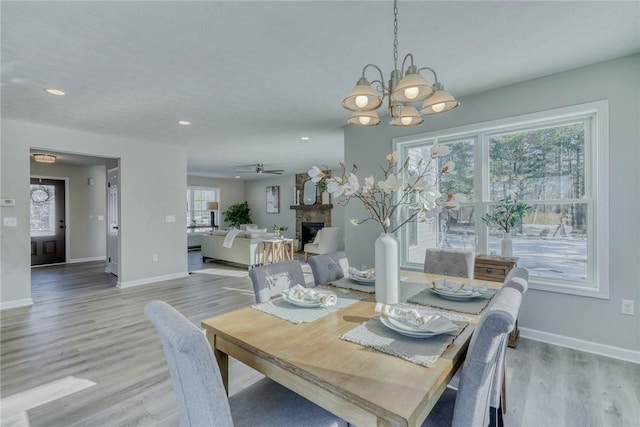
<box><xmin>107</xmin><ymin>167</ymin><xmax>119</xmax><ymax>276</ymax></box>
<box><xmin>30</xmin><ymin>178</ymin><xmax>66</xmax><ymax>265</ymax></box>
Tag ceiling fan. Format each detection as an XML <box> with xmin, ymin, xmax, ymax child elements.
<box><xmin>235</xmin><ymin>163</ymin><xmax>284</xmax><ymax>175</ymax></box>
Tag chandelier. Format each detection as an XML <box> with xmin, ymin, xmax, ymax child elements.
<box><xmin>342</xmin><ymin>0</ymin><xmax>459</xmax><ymax>127</ymax></box>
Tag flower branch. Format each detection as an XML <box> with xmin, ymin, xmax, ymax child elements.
<box><xmin>309</xmin><ymin>144</ymin><xmax>462</xmax><ymax>234</ymax></box>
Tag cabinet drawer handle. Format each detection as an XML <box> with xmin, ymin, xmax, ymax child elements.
<box><xmin>486</xmin><ymin>268</ymin><xmax>492</xmax><ymax>273</ymax></box>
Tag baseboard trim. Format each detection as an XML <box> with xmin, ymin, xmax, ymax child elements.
<box><xmin>117</xmin><ymin>272</ymin><xmax>189</xmax><ymax>289</ymax></box>
<box><xmin>68</xmin><ymin>256</ymin><xmax>106</xmax><ymax>264</ymax></box>
<box><xmin>1</xmin><ymin>298</ymin><xmax>34</xmax><ymax>310</ymax></box>
<box><xmin>519</xmin><ymin>327</ymin><xmax>640</xmax><ymax>364</ymax></box>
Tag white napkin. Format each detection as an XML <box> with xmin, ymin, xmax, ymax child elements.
<box><xmin>376</xmin><ymin>303</ymin><xmax>458</xmax><ymax>334</ymax></box>
<box><xmin>287</xmin><ymin>285</ymin><xmax>337</xmax><ymax>307</ymax></box>
<box><xmin>348</xmin><ymin>267</ymin><xmax>375</xmax><ymax>279</ymax></box>
<box><xmin>375</xmin><ymin>303</ymin><xmax>427</xmax><ymax>327</ymax></box>
<box><xmin>433</xmin><ymin>279</ymin><xmax>487</xmax><ymax>295</ymax></box>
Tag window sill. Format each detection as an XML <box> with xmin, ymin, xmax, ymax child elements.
<box><xmin>528</xmin><ymin>278</ymin><xmax>609</xmax><ymax>300</ymax></box>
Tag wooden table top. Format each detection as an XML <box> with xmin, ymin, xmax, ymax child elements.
<box><xmin>201</xmin><ymin>271</ymin><xmax>502</xmax><ymax>427</ymax></box>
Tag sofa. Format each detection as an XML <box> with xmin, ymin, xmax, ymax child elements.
<box><xmin>201</xmin><ymin>230</ymin><xmax>276</xmax><ymax>267</ymax></box>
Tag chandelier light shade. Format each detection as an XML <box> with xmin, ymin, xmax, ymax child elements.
<box><xmin>342</xmin><ymin>77</ymin><xmax>383</xmax><ymax>112</ymax></box>
<box><xmin>389</xmin><ymin>104</ymin><xmax>423</xmax><ymax>127</ymax></box>
<box><xmin>421</xmin><ymin>82</ymin><xmax>459</xmax><ymax>115</ymax></box>
<box><xmin>343</xmin><ymin>0</ymin><xmax>458</xmax><ymax>127</ymax></box>
<box><xmin>391</xmin><ymin>66</ymin><xmax>434</xmax><ymax>102</ymax></box>
<box><xmin>33</xmin><ymin>153</ymin><xmax>56</xmax><ymax>163</ymax></box>
<box><xmin>347</xmin><ymin>110</ymin><xmax>382</xmax><ymax>126</ymax></box>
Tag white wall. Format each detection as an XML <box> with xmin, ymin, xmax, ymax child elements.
<box><xmin>30</xmin><ymin>161</ymin><xmax>107</xmax><ymax>262</ymax></box>
<box><xmin>344</xmin><ymin>55</ymin><xmax>640</xmax><ymax>354</ymax></box>
<box><xmin>1</xmin><ymin>120</ymin><xmax>188</xmax><ymax>306</ymax></box>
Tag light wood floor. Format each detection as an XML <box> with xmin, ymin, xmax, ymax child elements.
<box><xmin>1</xmin><ymin>252</ymin><xmax>638</xmax><ymax>426</ymax></box>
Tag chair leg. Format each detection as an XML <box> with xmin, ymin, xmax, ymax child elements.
<box><xmin>304</xmin><ymin>252</ymin><xmax>308</xmax><ymax>262</ymax></box>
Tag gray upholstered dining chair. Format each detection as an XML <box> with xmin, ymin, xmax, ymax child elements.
<box><xmin>307</xmin><ymin>251</ymin><xmax>350</xmax><ymax>285</ymax></box>
<box><xmin>490</xmin><ymin>266</ymin><xmax>529</xmax><ymax>426</ymax></box>
<box><xmin>144</xmin><ymin>301</ymin><xmax>347</xmax><ymax>427</ymax></box>
<box><xmin>423</xmin><ymin>248</ymin><xmax>475</xmax><ymax>279</ymax></box>
<box><xmin>423</xmin><ymin>286</ymin><xmax>522</xmax><ymax>427</ymax></box>
<box><xmin>248</xmin><ymin>260</ymin><xmax>307</xmax><ymax>303</ymax></box>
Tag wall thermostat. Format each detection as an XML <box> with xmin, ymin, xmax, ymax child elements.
<box><xmin>1</xmin><ymin>198</ymin><xmax>16</xmax><ymax>207</ymax></box>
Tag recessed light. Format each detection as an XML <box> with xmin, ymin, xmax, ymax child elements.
<box><xmin>177</xmin><ymin>120</ymin><xmax>191</xmax><ymax>126</ymax></box>
<box><xmin>300</xmin><ymin>136</ymin><xmax>310</xmax><ymax>141</ymax></box>
<box><xmin>33</xmin><ymin>153</ymin><xmax>57</xmax><ymax>163</ymax></box>
<box><xmin>235</xmin><ymin>176</ymin><xmax>241</xmax><ymax>179</ymax></box>
<box><xmin>45</xmin><ymin>88</ymin><xmax>66</xmax><ymax>96</ymax></box>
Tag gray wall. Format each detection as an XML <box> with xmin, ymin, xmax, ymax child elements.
<box><xmin>30</xmin><ymin>161</ymin><xmax>107</xmax><ymax>262</ymax></box>
<box><xmin>1</xmin><ymin>120</ymin><xmax>188</xmax><ymax>305</ymax></box>
<box><xmin>245</xmin><ymin>175</ymin><xmax>297</xmax><ymax>235</ymax></box>
<box><xmin>344</xmin><ymin>54</ymin><xmax>640</xmax><ymax>352</ymax></box>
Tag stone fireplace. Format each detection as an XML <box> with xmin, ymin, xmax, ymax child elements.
<box><xmin>291</xmin><ymin>172</ymin><xmax>332</xmax><ymax>252</ymax></box>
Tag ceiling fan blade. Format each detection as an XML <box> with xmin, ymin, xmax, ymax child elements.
<box><xmin>264</xmin><ymin>170</ymin><xmax>284</xmax><ymax>174</ymax></box>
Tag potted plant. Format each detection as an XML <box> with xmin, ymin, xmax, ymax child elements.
<box><xmin>222</xmin><ymin>201</ymin><xmax>252</xmax><ymax>228</ymax></box>
<box><xmin>481</xmin><ymin>193</ymin><xmax>531</xmax><ymax>256</ymax></box>
<box><xmin>272</xmin><ymin>224</ymin><xmax>288</xmax><ymax>238</ymax></box>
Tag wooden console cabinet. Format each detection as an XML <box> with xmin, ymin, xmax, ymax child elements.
<box><xmin>474</xmin><ymin>254</ymin><xmax>520</xmax><ymax>348</ymax></box>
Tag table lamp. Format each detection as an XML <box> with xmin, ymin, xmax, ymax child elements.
<box><xmin>207</xmin><ymin>202</ymin><xmax>219</xmax><ymax>229</ymax></box>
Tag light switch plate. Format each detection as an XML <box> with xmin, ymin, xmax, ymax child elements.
<box><xmin>166</xmin><ymin>215</ymin><xmax>176</xmax><ymax>223</ymax></box>
<box><xmin>3</xmin><ymin>217</ymin><xmax>17</xmax><ymax>227</ymax></box>
<box><xmin>97</xmin><ymin>215</ymin><xmax>104</xmax><ymax>221</ymax></box>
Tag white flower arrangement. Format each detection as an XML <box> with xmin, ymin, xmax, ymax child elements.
<box><xmin>309</xmin><ymin>144</ymin><xmax>464</xmax><ymax>234</ymax></box>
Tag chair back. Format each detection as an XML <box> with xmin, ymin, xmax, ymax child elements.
<box><xmin>308</xmin><ymin>251</ymin><xmax>350</xmax><ymax>285</ymax></box>
<box><xmin>248</xmin><ymin>260</ymin><xmax>306</xmax><ymax>303</ymax></box>
<box><xmin>423</xmin><ymin>248</ymin><xmax>475</xmax><ymax>279</ymax></box>
<box><xmin>503</xmin><ymin>267</ymin><xmax>529</xmax><ymax>294</ymax></box>
<box><xmin>315</xmin><ymin>227</ymin><xmax>341</xmax><ymax>252</ymax></box>
<box><xmin>489</xmin><ymin>267</ymin><xmax>529</xmax><ymax>411</ymax></box>
<box><xmin>452</xmin><ymin>287</ymin><xmax>522</xmax><ymax>427</ymax></box>
<box><xmin>144</xmin><ymin>301</ymin><xmax>234</xmax><ymax>427</ymax></box>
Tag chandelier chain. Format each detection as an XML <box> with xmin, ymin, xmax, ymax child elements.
<box><xmin>393</xmin><ymin>0</ymin><xmax>398</xmax><ymax>71</ymax></box>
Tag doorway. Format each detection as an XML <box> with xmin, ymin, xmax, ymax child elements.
<box><xmin>30</xmin><ymin>178</ymin><xmax>66</xmax><ymax>265</ymax></box>
<box><xmin>106</xmin><ymin>167</ymin><xmax>119</xmax><ymax>276</ymax></box>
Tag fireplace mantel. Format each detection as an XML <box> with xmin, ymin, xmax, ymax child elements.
<box><xmin>290</xmin><ymin>204</ymin><xmax>333</xmax><ymax>210</ymax></box>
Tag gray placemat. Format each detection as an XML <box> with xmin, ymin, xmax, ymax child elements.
<box><xmin>329</xmin><ymin>276</ymin><xmax>410</xmax><ymax>294</ymax></box>
<box><xmin>252</xmin><ymin>292</ymin><xmax>363</xmax><ymax>324</ymax></box>
<box><xmin>341</xmin><ymin>314</ymin><xmax>468</xmax><ymax>367</ymax></box>
<box><xmin>406</xmin><ymin>284</ymin><xmax>496</xmax><ymax>315</ymax></box>
<box><xmin>330</xmin><ymin>277</ymin><xmax>376</xmax><ymax>293</ymax></box>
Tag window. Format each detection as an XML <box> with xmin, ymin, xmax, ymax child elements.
<box><xmin>186</xmin><ymin>187</ymin><xmax>219</xmax><ymax>232</ymax></box>
<box><xmin>395</xmin><ymin>101</ymin><xmax>609</xmax><ymax>298</ymax></box>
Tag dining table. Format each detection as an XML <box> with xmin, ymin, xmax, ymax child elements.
<box><xmin>201</xmin><ymin>270</ymin><xmax>503</xmax><ymax>427</ymax></box>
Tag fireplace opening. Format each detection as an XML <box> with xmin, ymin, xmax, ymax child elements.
<box><xmin>301</xmin><ymin>222</ymin><xmax>324</xmax><ymax>249</ymax></box>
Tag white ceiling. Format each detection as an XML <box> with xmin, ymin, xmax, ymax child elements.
<box><xmin>2</xmin><ymin>1</ymin><xmax>639</xmax><ymax>179</ymax></box>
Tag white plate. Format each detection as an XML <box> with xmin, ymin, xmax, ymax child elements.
<box><xmin>349</xmin><ymin>275</ymin><xmax>375</xmax><ymax>285</ymax></box>
<box><xmin>281</xmin><ymin>290</ymin><xmax>336</xmax><ymax>308</ymax></box>
<box><xmin>429</xmin><ymin>287</ymin><xmax>483</xmax><ymax>301</ymax></box>
<box><xmin>380</xmin><ymin>316</ymin><xmax>458</xmax><ymax>338</ymax></box>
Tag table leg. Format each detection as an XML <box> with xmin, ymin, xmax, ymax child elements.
<box><xmin>206</xmin><ymin>330</ymin><xmax>229</xmax><ymax>395</ymax></box>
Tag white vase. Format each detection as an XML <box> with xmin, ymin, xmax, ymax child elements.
<box><xmin>321</xmin><ymin>191</ymin><xmax>330</xmax><ymax>205</ymax></box>
<box><xmin>374</xmin><ymin>233</ymin><xmax>400</xmax><ymax>305</ymax></box>
<box><xmin>501</xmin><ymin>232</ymin><xmax>512</xmax><ymax>257</ymax></box>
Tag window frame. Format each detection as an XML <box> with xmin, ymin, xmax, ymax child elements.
<box><xmin>186</xmin><ymin>186</ymin><xmax>220</xmax><ymax>231</ymax></box>
<box><xmin>394</xmin><ymin>100</ymin><xmax>609</xmax><ymax>299</ymax></box>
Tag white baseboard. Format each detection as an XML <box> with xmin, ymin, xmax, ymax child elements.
<box><xmin>1</xmin><ymin>298</ymin><xmax>34</xmax><ymax>310</ymax></box>
<box><xmin>68</xmin><ymin>256</ymin><xmax>106</xmax><ymax>264</ymax></box>
<box><xmin>519</xmin><ymin>327</ymin><xmax>640</xmax><ymax>364</ymax></box>
<box><xmin>117</xmin><ymin>272</ymin><xmax>189</xmax><ymax>289</ymax></box>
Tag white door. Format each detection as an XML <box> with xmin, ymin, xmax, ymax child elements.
<box><xmin>106</xmin><ymin>167</ymin><xmax>119</xmax><ymax>276</ymax></box>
